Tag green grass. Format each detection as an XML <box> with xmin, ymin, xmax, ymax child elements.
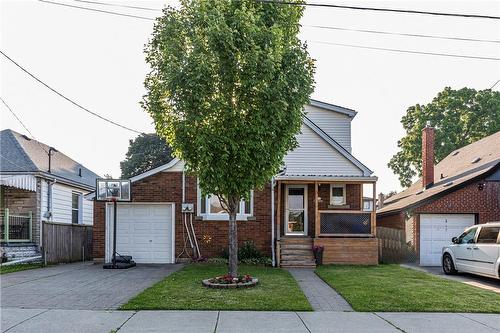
<box><xmin>316</xmin><ymin>264</ymin><xmax>500</xmax><ymax>313</ymax></box>
<box><xmin>121</xmin><ymin>263</ymin><xmax>312</xmax><ymax>311</ymax></box>
<box><xmin>0</xmin><ymin>263</ymin><xmax>44</xmax><ymax>275</ymax></box>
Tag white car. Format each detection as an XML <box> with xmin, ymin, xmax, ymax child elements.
<box><xmin>442</xmin><ymin>222</ymin><xmax>500</xmax><ymax>279</ymax></box>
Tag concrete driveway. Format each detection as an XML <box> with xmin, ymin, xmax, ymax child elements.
<box><xmin>0</xmin><ymin>262</ymin><xmax>182</xmax><ymax>310</ymax></box>
<box><xmin>402</xmin><ymin>264</ymin><xmax>500</xmax><ymax>293</ymax></box>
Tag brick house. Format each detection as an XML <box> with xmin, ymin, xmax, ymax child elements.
<box><xmin>92</xmin><ymin>100</ymin><xmax>379</xmax><ymax>267</ymax></box>
<box><xmin>377</xmin><ymin>127</ymin><xmax>500</xmax><ymax>266</ymax></box>
<box><xmin>0</xmin><ymin>129</ymin><xmax>99</xmax><ymax>260</ymax></box>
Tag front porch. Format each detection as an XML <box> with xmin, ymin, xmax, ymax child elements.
<box><xmin>275</xmin><ymin>178</ymin><xmax>378</xmax><ymax>266</ymax></box>
<box><xmin>0</xmin><ymin>185</ymin><xmax>36</xmax><ymax>244</ymax></box>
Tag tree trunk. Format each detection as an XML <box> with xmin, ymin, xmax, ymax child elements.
<box><xmin>228</xmin><ymin>197</ymin><xmax>238</xmax><ymax>278</ymax></box>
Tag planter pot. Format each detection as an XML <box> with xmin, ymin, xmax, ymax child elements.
<box><xmin>314</xmin><ymin>251</ymin><xmax>323</xmax><ymax>266</ymax></box>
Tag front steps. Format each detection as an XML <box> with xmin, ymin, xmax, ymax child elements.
<box><xmin>279</xmin><ymin>237</ymin><xmax>316</xmax><ymax>268</ymax></box>
<box><xmin>1</xmin><ymin>243</ymin><xmax>40</xmax><ymax>262</ymax></box>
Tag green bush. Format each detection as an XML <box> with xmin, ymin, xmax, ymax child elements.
<box><xmin>207</xmin><ymin>257</ymin><xmax>228</xmax><ymax>265</ymax></box>
<box><xmin>240</xmin><ymin>257</ymin><xmax>272</xmax><ymax>266</ymax></box>
<box><xmin>220</xmin><ymin>241</ymin><xmax>263</xmax><ymax>260</ymax></box>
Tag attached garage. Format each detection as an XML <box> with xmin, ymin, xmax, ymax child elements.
<box><xmin>105</xmin><ymin>203</ymin><xmax>175</xmax><ymax>264</ymax></box>
<box><xmin>419</xmin><ymin>214</ymin><xmax>475</xmax><ymax>266</ymax></box>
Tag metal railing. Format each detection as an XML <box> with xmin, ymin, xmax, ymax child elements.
<box><xmin>1</xmin><ymin>208</ymin><xmax>32</xmax><ymax>242</ymax></box>
<box><xmin>319</xmin><ymin>210</ymin><xmax>373</xmax><ymax>236</ymax></box>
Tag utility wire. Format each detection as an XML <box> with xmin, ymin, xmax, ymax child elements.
<box><xmin>0</xmin><ymin>97</ymin><xmax>50</xmax><ymax>154</ymax></box>
<box><xmin>0</xmin><ymin>153</ymin><xmax>30</xmax><ymax>171</ymax></box>
<box><xmin>73</xmin><ymin>0</ymin><xmax>161</xmax><ymax>11</ymax></box>
<box><xmin>0</xmin><ymin>50</ymin><xmax>144</xmax><ymax>134</ymax></box>
<box><xmin>305</xmin><ymin>24</ymin><xmax>500</xmax><ymax>44</ymax></box>
<box><xmin>308</xmin><ymin>40</ymin><xmax>500</xmax><ymax>61</ymax></box>
<box><xmin>490</xmin><ymin>79</ymin><xmax>500</xmax><ymax>89</ymax></box>
<box><xmin>257</xmin><ymin>1</ymin><xmax>500</xmax><ymax>20</ymax></box>
<box><xmin>38</xmin><ymin>0</ymin><xmax>155</xmax><ymax>21</ymax></box>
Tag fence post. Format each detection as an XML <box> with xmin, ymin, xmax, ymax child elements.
<box><xmin>4</xmin><ymin>208</ymin><xmax>9</xmax><ymax>242</ymax></box>
<box><xmin>28</xmin><ymin>211</ymin><xmax>33</xmax><ymax>241</ymax></box>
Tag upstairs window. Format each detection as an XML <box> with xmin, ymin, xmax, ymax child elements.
<box><xmin>330</xmin><ymin>184</ymin><xmax>346</xmax><ymax>205</ymax></box>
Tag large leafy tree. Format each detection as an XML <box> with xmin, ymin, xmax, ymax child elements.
<box><xmin>143</xmin><ymin>0</ymin><xmax>315</xmax><ymax>276</ymax></box>
<box><xmin>120</xmin><ymin>133</ymin><xmax>173</xmax><ymax>178</ymax></box>
<box><xmin>389</xmin><ymin>87</ymin><xmax>500</xmax><ymax>188</ymax></box>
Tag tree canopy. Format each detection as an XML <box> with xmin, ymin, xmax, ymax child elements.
<box><xmin>120</xmin><ymin>133</ymin><xmax>173</xmax><ymax>179</ymax></box>
<box><xmin>143</xmin><ymin>0</ymin><xmax>315</xmax><ymax>276</ymax></box>
<box><xmin>389</xmin><ymin>87</ymin><xmax>500</xmax><ymax>188</ymax></box>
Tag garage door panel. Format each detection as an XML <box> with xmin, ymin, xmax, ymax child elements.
<box><xmin>420</xmin><ymin>214</ymin><xmax>474</xmax><ymax>266</ymax></box>
<box><xmin>108</xmin><ymin>204</ymin><xmax>173</xmax><ymax>264</ymax></box>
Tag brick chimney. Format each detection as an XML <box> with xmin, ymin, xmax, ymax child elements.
<box><xmin>422</xmin><ymin>121</ymin><xmax>435</xmax><ymax>189</ymax></box>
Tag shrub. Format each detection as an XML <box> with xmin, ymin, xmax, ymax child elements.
<box><xmin>238</xmin><ymin>241</ymin><xmax>263</xmax><ymax>260</ymax></box>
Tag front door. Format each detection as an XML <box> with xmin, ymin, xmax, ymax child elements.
<box><xmin>285</xmin><ymin>185</ymin><xmax>308</xmax><ymax>236</ymax></box>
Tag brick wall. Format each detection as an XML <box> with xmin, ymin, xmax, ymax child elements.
<box><xmin>92</xmin><ymin>172</ymin><xmax>272</xmax><ymax>261</ymax></box>
<box><xmin>376</xmin><ymin>212</ymin><xmax>405</xmax><ymax>230</ymax></box>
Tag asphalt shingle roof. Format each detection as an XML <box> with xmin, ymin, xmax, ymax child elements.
<box><xmin>0</xmin><ymin>129</ymin><xmax>100</xmax><ymax>188</ymax></box>
<box><xmin>378</xmin><ymin>131</ymin><xmax>500</xmax><ymax>214</ymax></box>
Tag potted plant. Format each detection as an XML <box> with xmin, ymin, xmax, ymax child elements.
<box><xmin>312</xmin><ymin>245</ymin><xmax>324</xmax><ymax>265</ymax></box>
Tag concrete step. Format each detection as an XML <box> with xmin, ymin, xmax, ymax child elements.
<box><xmin>281</xmin><ymin>254</ymin><xmax>315</xmax><ymax>261</ymax></box>
<box><xmin>281</xmin><ymin>249</ymin><xmax>313</xmax><ymax>256</ymax></box>
<box><xmin>280</xmin><ymin>244</ymin><xmax>312</xmax><ymax>250</ymax></box>
<box><xmin>280</xmin><ymin>238</ymin><xmax>313</xmax><ymax>244</ymax></box>
<box><xmin>1</xmin><ymin>244</ymin><xmax>40</xmax><ymax>260</ymax></box>
<box><xmin>281</xmin><ymin>260</ymin><xmax>317</xmax><ymax>268</ymax></box>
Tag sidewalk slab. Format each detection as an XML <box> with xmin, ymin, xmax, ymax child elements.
<box><xmin>2</xmin><ymin>309</ymin><xmax>133</xmax><ymax>333</ymax></box>
<box><xmin>377</xmin><ymin>312</ymin><xmax>500</xmax><ymax>333</ymax></box>
<box><xmin>119</xmin><ymin>310</ymin><xmax>218</xmax><ymax>333</ymax></box>
<box><xmin>460</xmin><ymin>313</ymin><xmax>500</xmax><ymax>331</ymax></box>
<box><xmin>298</xmin><ymin>312</ymin><xmax>400</xmax><ymax>332</ymax></box>
<box><xmin>287</xmin><ymin>268</ymin><xmax>353</xmax><ymax>312</ymax></box>
<box><xmin>217</xmin><ymin>311</ymin><xmax>308</xmax><ymax>333</ymax></box>
<box><xmin>1</xmin><ymin>308</ymin><xmax>46</xmax><ymax>332</ymax></box>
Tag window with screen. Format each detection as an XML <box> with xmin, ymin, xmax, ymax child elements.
<box><xmin>72</xmin><ymin>192</ymin><xmax>81</xmax><ymax>224</ymax></box>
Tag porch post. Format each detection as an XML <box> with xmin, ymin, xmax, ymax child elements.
<box><xmin>28</xmin><ymin>211</ymin><xmax>33</xmax><ymax>241</ymax></box>
<box><xmin>276</xmin><ymin>181</ymin><xmax>281</xmax><ymax>241</ymax></box>
<box><xmin>4</xmin><ymin>208</ymin><xmax>9</xmax><ymax>242</ymax></box>
<box><xmin>314</xmin><ymin>182</ymin><xmax>319</xmax><ymax>237</ymax></box>
<box><xmin>372</xmin><ymin>182</ymin><xmax>376</xmax><ymax>236</ymax></box>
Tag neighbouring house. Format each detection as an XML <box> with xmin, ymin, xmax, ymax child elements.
<box><xmin>0</xmin><ymin>129</ymin><xmax>99</xmax><ymax>261</ymax></box>
<box><xmin>92</xmin><ymin>100</ymin><xmax>378</xmax><ymax>266</ymax></box>
<box><xmin>377</xmin><ymin>126</ymin><xmax>500</xmax><ymax>266</ymax></box>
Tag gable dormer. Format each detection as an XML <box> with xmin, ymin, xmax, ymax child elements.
<box><xmin>304</xmin><ymin>100</ymin><xmax>356</xmax><ymax>153</ymax></box>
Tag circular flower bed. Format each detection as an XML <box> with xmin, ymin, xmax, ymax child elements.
<box><xmin>202</xmin><ymin>274</ymin><xmax>259</xmax><ymax>289</ymax></box>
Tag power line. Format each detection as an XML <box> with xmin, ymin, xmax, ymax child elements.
<box><xmin>0</xmin><ymin>50</ymin><xmax>145</xmax><ymax>134</ymax></box>
<box><xmin>490</xmin><ymin>79</ymin><xmax>500</xmax><ymax>89</ymax></box>
<box><xmin>73</xmin><ymin>0</ymin><xmax>161</xmax><ymax>11</ymax></box>
<box><xmin>308</xmin><ymin>40</ymin><xmax>500</xmax><ymax>61</ymax></box>
<box><xmin>257</xmin><ymin>1</ymin><xmax>500</xmax><ymax>20</ymax></box>
<box><xmin>0</xmin><ymin>153</ymin><xmax>30</xmax><ymax>171</ymax></box>
<box><xmin>0</xmin><ymin>97</ymin><xmax>50</xmax><ymax>154</ymax></box>
<box><xmin>38</xmin><ymin>0</ymin><xmax>155</xmax><ymax>21</ymax></box>
<box><xmin>305</xmin><ymin>24</ymin><xmax>500</xmax><ymax>44</ymax></box>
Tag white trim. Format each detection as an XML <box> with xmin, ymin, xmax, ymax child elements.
<box><xmin>129</xmin><ymin>158</ymin><xmax>181</xmax><ymax>183</ymax></box>
<box><xmin>303</xmin><ymin>117</ymin><xmax>373</xmax><ymax>176</ymax></box>
<box><xmin>285</xmin><ymin>184</ymin><xmax>308</xmax><ymax>236</ymax></box>
<box><xmin>309</xmin><ymin>99</ymin><xmax>357</xmax><ymax>118</ymax></box>
<box><xmin>105</xmin><ymin>202</ymin><xmax>176</xmax><ymax>264</ymax></box>
<box><xmin>330</xmin><ymin>184</ymin><xmax>346</xmax><ymax>206</ymax></box>
<box><xmin>276</xmin><ymin>175</ymin><xmax>377</xmax><ymax>182</ymax></box>
<box><xmin>196</xmin><ymin>181</ymin><xmax>253</xmax><ymax>221</ymax></box>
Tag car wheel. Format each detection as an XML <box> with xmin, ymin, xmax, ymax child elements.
<box><xmin>442</xmin><ymin>254</ymin><xmax>457</xmax><ymax>275</ymax></box>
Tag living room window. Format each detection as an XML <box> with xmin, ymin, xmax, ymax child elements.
<box><xmin>198</xmin><ymin>190</ymin><xmax>253</xmax><ymax>220</ymax></box>
<box><xmin>330</xmin><ymin>184</ymin><xmax>346</xmax><ymax>205</ymax></box>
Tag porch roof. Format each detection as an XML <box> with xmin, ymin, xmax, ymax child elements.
<box><xmin>0</xmin><ymin>174</ymin><xmax>37</xmax><ymax>191</ymax></box>
<box><xmin>275</xmin><ymin>174</ymin><xmax>377</xmax><ymax>182</ymax></box>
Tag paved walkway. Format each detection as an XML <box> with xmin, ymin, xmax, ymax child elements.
<box><xmin>1</xmin><ymin>308</ymin><xmax>499</xmax><ymax>333</ymax></box>
<box><xmin>1</xmin><ymin>262</ymin><xmax>183</xmax><ymax>310</ymax></box>
<box><xmin>401</xmin><ymin>264</ymin><xmax>500</xmax><ymax>293</ymax></box>
<box><xmin>287</xmin><ymin>268</ymin><xmax>353</xmax><ymax>312</ymax></box>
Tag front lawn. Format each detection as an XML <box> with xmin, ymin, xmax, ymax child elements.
<box><xmin>0</xmin><ymin>263</ymin><xmax>44</xmax><ymax>275</ymax></box>
<box><xmin>316</xmin><ymin>264</ymin><xmax>500</xmax><ymax>313</ymax></box>
<box><xmin>121</xmin><ymin>263</ymin><xmax>312</xmax><ymax>311</ymax></box>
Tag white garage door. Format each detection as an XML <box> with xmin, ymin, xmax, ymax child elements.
<box><xmin>420</xmin><ymin>214</ymin><xmax>475</xmax><ymax>266</ymax></box>
<box><xmin>107</xmin><ymin>203</ymin><xmax>174</xmax><ymax>264</ymax></box>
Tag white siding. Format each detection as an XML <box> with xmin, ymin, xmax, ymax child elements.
<box><xmin>166</xmin><ymin>159</ymin><xmax>185</xmax><ymax>172</ymax></box>
<box><xmin>305</xmin><ymin>104</ymin><xmax>352</xmax><ymax>152</ymax></box>
<box><xmin>40</xmin><ymin>180</ymin><xmax>49</xmax><ymax>220</ymax></box>
<box><xmin>283</xmin><ymin>124</ymin><xmax>363</xmax><ymax>176</ymax></box>
<box><xmin>51</xmin><ymin>183</ymin><xmax>93</xmax><ymax>225</ymax></box>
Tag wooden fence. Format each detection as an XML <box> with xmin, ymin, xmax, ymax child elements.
<box><xmin>42</xmin><ymin>222</ymin><xmax>93</xmax><ymax>264</ymax></box>
<box><xmin>377</xmin><ymin>227</ymin><xmax>416</xmax><ymax>264</ymax></box>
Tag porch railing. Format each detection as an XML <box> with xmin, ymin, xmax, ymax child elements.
<box><xmin>319</xmin><ymin>210</ymin><xmax>374</xmax><ymax>237</ymax></box>
<box><xmin>1</xmin><ymin>208</ymin><xmax>32</xmax><ymax>242</ymax></box>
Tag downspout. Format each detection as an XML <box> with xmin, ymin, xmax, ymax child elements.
<box><xmin>40</xmin><ymin>178</ymin><xmax>56</xmax><ymax>253</ymax></box>
<box><xmin>271</xmin><ymin>176</ymin><xmax>276</xmax><ymax>267</ymax></box>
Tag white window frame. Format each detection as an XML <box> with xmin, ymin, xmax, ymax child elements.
<box><xmin>71</xmin><ymin>191</ymin><xmax>82</xmax><ymax>224</ymax></box>
<box><xmin>330</xmin><ymin>184</ymin><xmax>346</xmax><ymax>206</ymax></box>
<box><xmin>197</xmin><ymin>184</ymin><xmax>253</xmax><ymax>221</ymax></box>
